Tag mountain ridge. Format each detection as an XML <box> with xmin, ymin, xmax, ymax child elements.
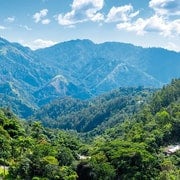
<box><xmin>0</xmin><ymin>37</ymin><xmax>179</xmax><ymax>117</ymax></box>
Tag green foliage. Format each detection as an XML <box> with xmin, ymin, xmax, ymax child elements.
<box><xmin>80</xmin><ymin>79</ymin><xmax>180</xmax><ymax>179</ymax></box>
<box><xmin>57</xmin><ymin>147</ymin><xmax>74</xmax><ymax>166</ymax></box>
<box><xmin>0</xmin><ymin>79</ymin><xmax>180</xmax><ymax>179</ymax></box>
<box><xmin>88</xmin><ymin>140</ymin><xmax>159</xmax><ymax>179</ymax></box>
<box><xmin>0</xmin><ymin>109</ymin><xmax>81</xmax><ymax>179</ymax></box>
<box><xmin>32</xmin><ymin>87</ymin><xmax>154</xmax><ymax>133</ymax></box>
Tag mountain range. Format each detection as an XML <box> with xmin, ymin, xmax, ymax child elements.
<box><xmin>0</xmin><ymin>37</ymin><xmax>179</xmax><ymax>117</ymax></box>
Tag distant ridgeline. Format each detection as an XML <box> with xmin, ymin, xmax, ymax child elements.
<box><xmin>0</xmin><ymin>79</ymin><xmax>179</xmax><ymax>179</ymax></box>
<box><xmin>0</xmin><ymin>37</ymin><xmax>180</xmax><ymax>118</ymax></box>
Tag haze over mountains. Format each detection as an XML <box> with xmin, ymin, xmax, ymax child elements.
<box><xmin>0</xmin><ymin>37</ymin><xmax>179</xmax><ymax>117</ymax></box>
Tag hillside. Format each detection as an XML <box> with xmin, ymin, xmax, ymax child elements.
<box><xmin>32</xmin><ymin>87</ymin><xmax>155</xmax><ymax>132</ymax></box>
<box><xmin>0</xmin><ymin>38</ymin><xmax>90</xmax><ymax>117</ymax></box>
<box><xmin>0</xmin><ymin>108</ymin><xmax>82</xmax><ymax>179</ymax></box>
<box><xmin>0</xmin><ymin>38</ymin><xmax>54</xmax><ymax>117</ymax></box>
<box><xmin>35</xmin><ymin>40</ymin><xmax>180</xmax><ymax>94</ymax></box>
<box><xmin>78</xmin><ymin>78</ymin><xmax>180</xmax><ymax>179</ymax></box>
<box><xmin>0</xmin><ymin>38</ymin><xmax>180</xmax><ymax>118</ymax></box>
<box><xmin>0</xmin><ymin>79</ymin><xmax>179</xmax><ymax>180</ymax></box>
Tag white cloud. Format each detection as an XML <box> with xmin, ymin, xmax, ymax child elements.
<box><xmin>57</xmin><ymin>0</ymin><xmax>104</xmax><ymax>26</ymax></box>
<box><xmin>33</xmin><ymin>9</ymin><xmax>49</xmax><ymax>23</ymax></box>
<box><xmin>42</xmin><ymin>19</ymin><xmax>51</xmax><ymax>24</ymax></box>
<box><xmin>144</xmin><ymin>15</ymin><xmax>170</xmax><ymax>36</ymax></box>
<box><xmin>106</xmin><ymin>5</ymin><xmax>139</xmax><ymax>23</ymax></box>
<box><xmin>170</xmin><ymin>19</ymin><xmax>180</xmax><ymax>35</ymax></box>
<box><xmin>165</xmin><ymin>42</ymin><xmax>180</xmax><ymax>52</ymax></box>
<box><xmin>57</xmin><ymin>11</ymin><xmax>81</xmax><ymax>26</ymax></box>
<box><xmin>115</xmin><ymin>1</ymin><xmax>180</xmax><ymax>38</ymax></box>
<box><xmin>117</xmin><ymin>18</ymin><xmax>146</xmax><ymax>35</ymax></box>
<box><xmin>143</xmin><ymin>16</ymin><xmax>180</xmax><ymax>37</ymax></box>
<box><xmin>72</xmin><ymin>0</ymin><xmax>103</xmax><ymax>11</ymax></box>
<box><xmin>55</xmin><ymin>0</ymin><xmax>179</xmax><ymax>38</ymax></box>
<box><xmin>149</xmin><ymin>0</ymin><xmax>180</xmax><ymax>16</ymax></box>
<box><xmin>90</xmin><ymin>12</ymin><xmax>104</xmax><ymax>22</ymax></box>
<box><xmin>117</xmin><ymin>15</ymin><xmax>180</xmax><ymax>37</ymax></box>
<box><xmin>147</xmin><ymin>0</ymin><xmax>180</xmax><ymax>36</ymax></box>
<box><xmin>0</xmin><ymin>25</ymin><xmax>6</xmax><ymax>30</ymax></box>
<box><xmin>25</xmin><ymin>39</ymin><xmax>57</xmax><ymax>50</ymax></box>
<box><xmin>5</xmin><ymin>17</ymin><xmax>15</xmax><ymax>23</ymax></box>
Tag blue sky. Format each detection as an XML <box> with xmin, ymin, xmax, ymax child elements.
<box><xmin>0</xmin><ymin>0</ymin><xmax>179</xmax><ymax>51</ymax></box>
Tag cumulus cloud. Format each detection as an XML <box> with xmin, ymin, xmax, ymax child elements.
<box><xmin>5</xmin><ymin>17</ymin><xmax>15</xmax><ymax>23</ymax></box>
<box><xmin>53</xmin><ymin>0</ymin><xmax>180</xmax><ymax>38</ymax></box>
<box><xmin>116</xmin><ymin>1</ymin><xmax>180</xmax><ymax>37</ymax></box>
<box><xmin>149</xmin><ymin>0</ymin><xmax>180</xmax><ymax>16</ymax></box>
<box><xmin>33</xmin><ymin>9</ymin><xmax>50</xmax><ymax>24</ymax></box>
<box><xmin>146</xmin><ymin>0</ymin><xmax>180</xmax><ymax>36</ymax></box>
<box><xmin>117</xmin><ymin>17</ymin><xmax>150</xmax><ymax>35</ymax></box>
<box><xmin>57</xmin><ymin>13</ymin><xmax>76</xmax><ymax>26</ymax></box>
<box><xmin>41</xmin><ymin>19</ymin><xmax>51</xmax><ymax>24</ymax></box>
<box><xmin>72</xmin><ymin>0</ymin><xmax>103</xmax><ymax>10</ymax></box>
<box><xmin>57</xmin><ymin>0</ymin><xmax>104</xmax><ymax>26</ymax></box>
<box><xmin>144</xmin><ymin>16</ymin><xmax>180</xmax><ymax>36</ymax></box>
<box><xmin>143</xmin><ymin>15</ymin><xmax>170</xmax><ymax>36</ymax></box>
<box><xmin>106</xmin><ymin>5</ymin><xmax>139</xmax><ymax>23</ymax></box>
<box><xmin>20</xmin><ymin>39</ymin><xmax>56</xmax><ymax>50</ymax></box>
<box><xmin>117</xmin><ymin>15</ymin><xmax>180</xmax><ymax>37</ymax></box>
<box><xmin>25</xmin><ymin>39</ymin><xmax>56</xmax><ymax>50</ymax></box>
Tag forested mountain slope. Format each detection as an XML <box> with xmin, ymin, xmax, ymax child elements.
<box><xmin>35</xmin><ymin>39</ymin><xmax>180</xmax><ymax>95</ymax></box>
<box><xmin>0</xmin><ymin>79</ymin><xmax>179</xmax><ymax>179</ymax></box>
<box><xmin>0</xmin><ymin>38</ymin><xmax>54</xmax><ymax>117</ymax></box>
<box><xmin>0</xmin><ymin>108</ymin><xmax>82</xmax><ymax>179</ymax></box>
<box><xmin>32</xmin><ymin>87</ymin><xmax>155</xmax><ymax>132</ymax></box>
<box><xmin>1</xmin><ymin>38</ymin><xmax>180</xmax><ymax>118</ymax></box>
<box><xmin>0</xmin><ymin>38</ymin><xmax>90</xmax><ymax>117</ymax></box>
<box><xmin>78</xmin><ymin>78</ymin><xmax>180</xmax><ymax>179</ymax></box>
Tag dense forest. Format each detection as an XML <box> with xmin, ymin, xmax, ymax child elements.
<box><xmin>32</xmin><ymin>87</ymin><xmax>154</xmax><ymax>134</ymax></box>
<box><xmin>0</xmin><ymin>79</ymin><xmax>179</xmax><ymax>179</ymax></box>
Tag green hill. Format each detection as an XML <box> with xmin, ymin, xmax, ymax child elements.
<box><xmin>83</xmin><ymin>79</ymin><xmax>180</xmax><ymax>179</ymax></box>
<box><xmin>0</xmin><ymin>79</ymin><xmax>179</xmax><ymax>179</ymax></box>
<box><xmin>32</xmin><ymin>87</ymin><xmax>154</xmax><ymax>133</ymax></box>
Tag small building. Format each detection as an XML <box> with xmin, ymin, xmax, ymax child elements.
<box><xmin>164</xmin><ymin>145</ymin><xmax>180</xmax><ymax>155</ymax></box>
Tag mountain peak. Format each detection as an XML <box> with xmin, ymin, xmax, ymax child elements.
<box><xmin>59</xmin><ymin>39</ymin><xmax>95</xmax><ymax>48</ymax></box>
<box><xmin>65</xmin><ymin>39</ymin><xmax>94</xmax><ymax>44</ymax></box>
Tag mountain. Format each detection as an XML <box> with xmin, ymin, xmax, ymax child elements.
<box><xmin>0</xmin><ymin>38</ymin><xmax>53</xmax><ymax>117</ymax></box>
<box><xmin>0</xmin><ymin>38</ymin><xmax>180</xmax><ymax>117</ymax></box>
<box><xmin>90</xmin><ymin>79</ymin><xmax>180</xmax><ymax>179</ymax></box>
<box><xmin>33</xmin><ymin>74</ymin><xmax>91</xmax><ymax>106</ymax></box>
<box><xmin>1</xmin><ymin>79</ymin><xmax>179</xmax><ymax>180</ymax></box>
<box><xmin>0</xmin><ymin>38</ymin><xmax>50</xmax><ymax>87</ymax></box>
<box><xmin>35</xmin><ymin>39</ymin><xmax>180</xmax><ymax>95</ymax></box>
<box><xmin>32</xmin><ymin>87</ymin><xmax>155</xmax><ymax>132</ymax></box>
<box><xmin>0</xmin><ymin>38</ymin><xmax>90</xmax><ymax>117</ymax></box>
